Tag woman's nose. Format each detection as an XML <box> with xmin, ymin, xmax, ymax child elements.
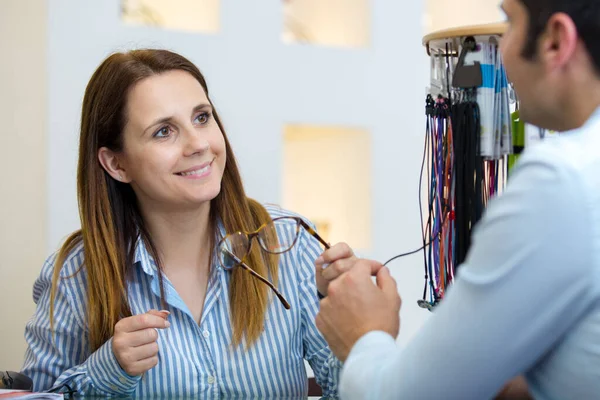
<box><xmin>182</xmin><ymin>127</ymin><xmax>210</xmax><ymax>156</ymax></box>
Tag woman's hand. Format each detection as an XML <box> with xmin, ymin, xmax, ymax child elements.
<box><xmin>112</xmin><ymin>310</ymin><xmax>170</xmax><ymax>376</ymax></box>
<box><xmin>315</xmin><ymin>242</ymin><xmax>357</xmax><ymax>297</ymax></box>
<box><xmin>495</xmin><ymin>376</ymin><xmax>532</xmax><ymax>400</ymax></box>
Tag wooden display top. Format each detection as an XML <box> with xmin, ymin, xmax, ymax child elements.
<box><xmin>423</xmin><ymin>22</ymin><xmax>508</xmax><ymax>55</ymax></box>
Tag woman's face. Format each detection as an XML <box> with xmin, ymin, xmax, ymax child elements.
<box><xmin>101</xmin><ymin>70</ymin><xmax>227</xmax><ymax>212</ymax></box>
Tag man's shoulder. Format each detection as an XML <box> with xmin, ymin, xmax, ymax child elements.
<box><xmin>514</xmin><ymin>130</ymin><xmax>596</xmax><ymax>192</ymax></box>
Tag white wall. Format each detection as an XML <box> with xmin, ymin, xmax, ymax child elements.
<box><xmin>0</xmin><ymin>0</ymin><xmax>511</xmax><ymax>377</ymax></box>
<box><xmin>283</xmin><ymin>0</ymin><xmax>370</xmax><ymax>48</ymax></box>
<box><xmin>2</xmin><ymin>0</ymin><xmax>444</xmax><ymax>372</ymax></box>
<box><xmin>46</xmin><ymin>0</ymin><xmax>430</xmax><ymax>350</ymax></box>
<box><xmin>122</xmin><ymin>0</ymin><xmax>220</xmax><ymax>34</ymax></box>
<box><xmin>0</xmin><ymin>0</ymin><xmax>48</xmax><ymax>370</ymax></box>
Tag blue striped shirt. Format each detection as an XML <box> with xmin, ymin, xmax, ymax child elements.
<box><xmin>22</xmin><ymin>205</ymin><xmax>341</xmax><ymax>398</ymax></box>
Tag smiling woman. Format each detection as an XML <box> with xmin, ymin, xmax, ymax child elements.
<box><xmin>20</xmin><ymin>49</ymin><xmax>345</xmax><ymax>398</ymax></box>
<box><xmin>98</xmin><ymin>70</ymin><xmax>227</xmax><ymax>211</ymax></box>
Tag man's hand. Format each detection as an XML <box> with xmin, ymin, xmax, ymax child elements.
<box><xmin>315</xmin><ymin>259</ymin><xmax>401</xmax><ymax>362</ymax></box>
<box><xmin>315</xmin><ymin>242</ymin><xmax>357</xmax><ymax>296</ymax></box>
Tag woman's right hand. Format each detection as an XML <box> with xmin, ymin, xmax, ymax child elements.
<box><xmin>112</xmin><ymin>310</ymin><xmax>171</xmax><ymax>376</ymax></box>
<box><xmin>315</xmin><ymin>242</ymin><xmax>360</xmax><ymax>297</ymax></box>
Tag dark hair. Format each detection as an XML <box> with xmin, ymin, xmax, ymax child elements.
<box><xmin>51</xmin><ymin>49</ymin><xmax>278</xmax><ymax>351</ymax></box>
<box><xmin>520</xmin><ymin>0</ymin><xmax>600</xmax><ymax>74</ymax></box>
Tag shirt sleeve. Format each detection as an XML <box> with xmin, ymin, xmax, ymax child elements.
<box><xmin>295</xmin><ymin>226</ymin><xmax>343</xmax><ymax>398</ymax></box>
<box><xmin>21</xmin><ymin>255</ymin><xmax>141</xmax><ymax>396</ymax></box>
<box><xmin>340</xmin><ymin>150</ymin><xmax>596</xmax><ymax>399</ymax></box>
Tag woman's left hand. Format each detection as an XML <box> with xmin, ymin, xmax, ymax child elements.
<box><xmin>315</xmin><ymin>242</ymin><xmax>357</xmax><ymax>297</ymax></box>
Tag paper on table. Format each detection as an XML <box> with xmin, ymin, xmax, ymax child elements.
<box><xmin>0</xmin><ymin>389</ymin><xmax>63</xmax><ymax>399</ymax></box>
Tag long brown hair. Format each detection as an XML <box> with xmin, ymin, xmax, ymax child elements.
<box><xmin>50</xmin><ymin>49</ymin><xmax>278</xmax><ymax>351</ymax></box>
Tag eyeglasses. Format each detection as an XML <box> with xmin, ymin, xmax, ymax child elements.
<box><xmin>47</xmin><ymin>383</ymin><xmax>77</xmax><ymax>398</ymax></box>
<box><xmin>217</xmin><ymin>216</ymin><xmax>330</xmax><ymax>309</ymax></box>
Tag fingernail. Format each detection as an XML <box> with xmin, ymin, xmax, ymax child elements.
<box><xmin>159</xmin><ymin>310</ymin><xmax>170</xmax><ymax>315</ymax></box>
<box><xmin>321</xmin><ymin>263</ymin><xmax>330</xmax><ymax>270</ymax></box>
<box><xmin>165</xmin><ymin>320</ymin><xmax>171</xmax><ymax>328</ymax></box>
<box><xmin>315</xmin><ymin>256</ymin><xmax>324</xmax><ymax>265</ymax></box>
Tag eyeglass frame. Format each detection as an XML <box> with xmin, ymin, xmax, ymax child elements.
<box><xmin>216</xmin><ymin>216</ymin><xmax>330</xmax><ymax>310</ymax></box>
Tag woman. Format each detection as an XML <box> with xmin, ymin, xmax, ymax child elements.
<box><xmin>22</xmin><ymin>49</ymin><xmax>352</xmax><ymax>398</ymax></box>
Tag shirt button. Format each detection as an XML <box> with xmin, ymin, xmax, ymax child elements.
<box><xmin>110</xmin><ymin>384</ymin><xmax>118</xmax><ymax>391</ymax></box>
<box><xmin>119</xmin><ymin>376</ymin><xmax>128</xmax><ymax>384</ymax></box>
<box><xmin>203</xmin><ymin>330</ymin><xmax>210</xmax><ymax>339</ymax></box>
<box><xmin>207</xmin><ymin>375</ymin><xmax>216</xmax><ymax>384</ymax></box>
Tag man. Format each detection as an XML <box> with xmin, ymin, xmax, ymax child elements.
<box><xmin>315</xmin><ymin>0</ymin><xmax>600</xmax><ymax>398</ymax></box>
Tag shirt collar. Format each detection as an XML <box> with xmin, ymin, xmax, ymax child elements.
<box><xmin>134</xmin><ymin>235</ymin><xmax>158</xmax><ymax>276</ymax></box>
<box><xmin>589</xmin><ymin>106</ymin><xmax>600</xmax><ymax>125</ymax></box>
<box><xmin>561</xmin><ymin>106</ymin><xmax>600</xmax><ymax>136</ymax></box>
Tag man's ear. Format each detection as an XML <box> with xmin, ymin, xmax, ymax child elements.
<box><xmin>539</xmin><ymin>12</ymin><xmax>578</xmax><ymax>72</ymax></box>
<box><xmin>98</xmin><ymin>147</ymin><xmax>131</xmax><ymax>183</ymax></box>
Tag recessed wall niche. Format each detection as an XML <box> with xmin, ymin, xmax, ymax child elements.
<box><xmin>121</xmin><ymin>0</ymin><xmax>219</xmax><ymax>34</ymax></box>
<box><xmin>282</xmin><ymin>0</ymin><xmax>370</xmax><ymax>48</ymax></box>
<box><xmin>283</xmin><ymin>125</ymin><xmax>372</xmax><ymax>251</ymax></box>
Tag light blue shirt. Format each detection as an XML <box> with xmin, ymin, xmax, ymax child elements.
<box><xmin>22</xmin><ymin>205</ymin><xmax>341</xmax><ymax>398</ymax></box>
<box><xmin>341</xmin><ymin>109</ymin><xmax>600</xmax><ymax>399</ymax></box>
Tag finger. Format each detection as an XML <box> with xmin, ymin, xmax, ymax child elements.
<box><xmin>315</xmin><ymin>243</ymin><xmax>354</xmax><ymax>266</ymax></box>
<box><xmin>315</xmin><ymin>312</ymin><xmax>333</xmax><ymax>341</ymax></box>
<box><xmin>350</xmin><ymin>259</ymin><xmax>385</xmax><ymax>277</ymax></box>
<box><xmin>376</xmin><ymin>267</ymin><xmax>400</xmax><ymax>304</ymax></box>
<box><xmin>148</xmin><ymin>309</ymin><xmax>170</xmax><ymax>320</ymax></box>
<box><xmin>130</xmin><ymin>341</ymin><xmax>160</xmax><ymax>361</ymax></box>
<box><xmin>315</xmin><ymin>312</ymin><xmax>325</xmax><ymax>334</ymax></box>
<box><xmin>118</xmin><ymin>313</ymin><xmax>170</xmax><ymax>333</ymax></box>
<box><xmin>127</xmin><ymin>327</ymin><xmax>160</xmax><ymax>347</ymax></box>
<box><xmin>131</xmin><ymin>355</ymin><xmax>159</xmax><ymax>376</ymax></box>
<box><xmin>320</xmin><ymin>258</ymin><xmax>356</xmax><ymax>281</ymax></box>
<box><xmin>314</xmin><ymin>300</ymin><xmax>330</xmax><ymax>333</ymax></box>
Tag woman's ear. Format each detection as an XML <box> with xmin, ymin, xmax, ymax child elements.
<box><xmin>98</xmin><ymin>147</ymin><xmax>131</xmax><ymax>183</ymax></box>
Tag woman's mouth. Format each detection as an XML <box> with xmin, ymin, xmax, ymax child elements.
<box><xmin>175</xmin><ymin>160</ymin><xmax>214</xmax><ymax>179</ymax></box>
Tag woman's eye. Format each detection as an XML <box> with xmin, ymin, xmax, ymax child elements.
<box><xmin>154</xmin><ymin>126</ymin><xmax>171</xmax><ymax>138</ymax></box>
<box><xmin>194</xmin><ymin>112</ymin><xmax>211</xmax><ymax>125</ymax></box>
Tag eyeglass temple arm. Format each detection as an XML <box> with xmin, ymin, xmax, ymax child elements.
<box><xmin>224</xmin><ymin>249</ymin><xmax>291</xmax><ymax>310</ymax></box>
<box><xmin>238</xmin><ymin>262</ymin><xmax>291</xmax><ymax>310</ymax></box>
<box><xmin>298</xmin><ymin>220</ymin><xmax>330</xmax><ymax>249</ymax></box>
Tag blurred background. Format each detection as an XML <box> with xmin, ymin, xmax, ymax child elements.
<box><xmin>0</xmin><ymin>0</ymin><xmax>503</xmax><ymax>372</ymax></box>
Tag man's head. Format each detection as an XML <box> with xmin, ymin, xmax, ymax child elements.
<box><xmin>500</xmin><ymin>0</ymin><xmax>600</xmax><ymax>130</ymax></box>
